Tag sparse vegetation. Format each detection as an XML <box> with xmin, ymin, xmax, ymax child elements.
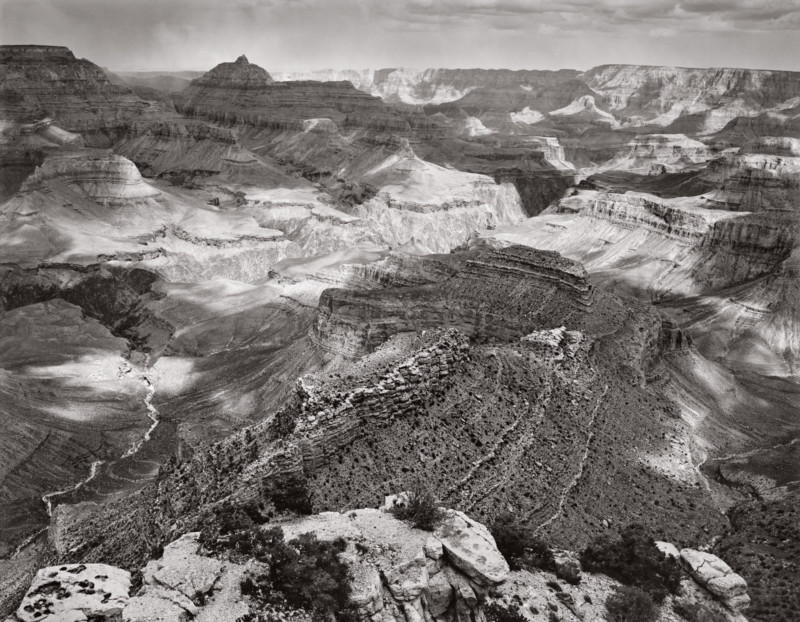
<box><xmin>200</xmin><ymin>511</ymin><xmax>354</xmax><ymax>622</ymax></box>
<box><xmin>605</xmin><ymin>585</ymin><xmax>657</xmax><ymax>622</ymax></box>
<box><xmin>262</xmin><ymin>473</ymin><xmax>314</xmax><ymax>516</ymax></box>
<box><xmin>388</xmin><ymin>482</ymin><xmax>444</xmax><ymax>531</ymax></box>
<box><xmin>672</xmin><ymin>601</ymin><xmax>727</xmax><ymax>622</ymax></box>
<box><xmin>489</xmin><ymin>512</ymin><xmax>556</xmax><ymax>572</ymax></box>
<box><xmin>484</xmin><ymin>602</ymin><xmax>528</xmax><ymax>622</ymax></box>
<box><xmin>580</xmin><ymin>524</ymin><xmax>681</xmax><ymax>602</ymax></box>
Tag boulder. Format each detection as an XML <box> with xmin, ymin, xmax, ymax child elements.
<box><xmin>435</xmin><ymin>510</ymin><xmax>509</xmax><ymax>585</ymax></box>
<box><xmin>680</xmin><ymin>548</ymin><xmax>750</xmax><ymax>611</ymax></box>
<box><xmin>12</xmin><ymin>563</ymin><xmax>130</xmax><ymax>622</ymax></box>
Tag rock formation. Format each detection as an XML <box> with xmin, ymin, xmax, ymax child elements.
<box><xmin>19</xmin><ymin>151</ymin><xmax>159</xmax><ymax>205</ymax></box>
<box><xmin>0</xmin><ymin>45</ymin><xmax>152</xmax><ymax>144</ymax></box>
<box><xmin>9</xmin><ymin>563</ymin><xmax>131</xmax><ymax>622</ymax></box>
<box><xmin>314</xmin><ymin>245</ymin><xmax>594</xmax><ymax>356</ymax></box>
<box><xmin>680</xmin><ymin>549</ymin><xmax>751</xmax><ymax>611</ymax></box>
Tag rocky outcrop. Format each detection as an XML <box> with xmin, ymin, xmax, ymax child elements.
<box><xmin>11</xmin><ymin>506</ymin><xmax>753</xmax><ymax>622</ymax></box>
<box><xmin>7</xmin><ymin>563</ymin><xmax>131</xmax><ymax>622</ymax></box>
<box><xmin>313</xmin><ymin>246</ymin><xmax>594</xmax><ymax>356</ymax></box>
<box><xmin>19</xmin><ymin>151</ymin><xmax>159</xmax><ymax>205</ymax></box>
<box><xmin>680</xmin><ymin>549</ymin><xmax>751</xmax><ymax>612</ymax></box>
<box><xmin>0</xmin><ymin>45</ymin><xmax>152</xmax><ymax>144</ymax></box>
<box><xmin>282</xmin><ymin>329</ymin><xmax>470</xmax><ymax>471</ymax></box>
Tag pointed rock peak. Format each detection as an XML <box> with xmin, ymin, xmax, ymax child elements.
<box><xmin>193</xmin><ymin>55</ymin><xmax>274</xmax><ymax>88</ymax></box>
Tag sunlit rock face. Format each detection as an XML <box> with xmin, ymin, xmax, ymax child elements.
<box><xmin>0</xmin><ymin>45</ymin><xmax>152</xmax><ymax>144</ymax></box>
<box><xmin>582</xmin><ymin>64</ymin><xmax>800</xmax><ymax>133</ymax></box>
<box><xmin>19</xmin><ymin>151</ymin><xmax>159</xmax><ymax>205</ymax></box>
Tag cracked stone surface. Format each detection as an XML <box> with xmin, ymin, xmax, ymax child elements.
<box><xmin>123</xmin><ymin>533</ymin><xmax>249</xmax><ymax>622</ymax></box>
<box><xmin>11</xmin><ymin>563</ymin><xmax>130</xmax><ymax>622</ymax></box>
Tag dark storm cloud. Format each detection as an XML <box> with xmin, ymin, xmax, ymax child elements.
<box><xmin>1</xmin><ymin>0</ymin><xmax>799</xmax><ymax>71</ymax></box>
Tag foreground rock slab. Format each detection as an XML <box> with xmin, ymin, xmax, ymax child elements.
<box><xmin>10</xmin><ymin>563</ymin><xmax>130</xmax><ymax>622</ymax></box>
<box><xmin>681</xmin><ymin>548</ymin><xmax>751</xmax><ymax>611</ymax></box>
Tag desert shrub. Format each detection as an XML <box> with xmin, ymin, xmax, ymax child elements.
<box><xmin>580</xmin><ymin>524</ymin><xmax>681</xmax><ymax>602</ymax></box>
<box><xmin>253</xmin><ymin>530</ymin><xmax>352</xmax><ymax>621</ymax></box>
<box><xmin>555</xmin><ymin>560</ymin><xmax>582</xmax><ymax>585</ymax></box>
<box><xmin>199</xmin><ymin>502</ymin><xmax>261</xmax><ymax>553</ymax></box>
<box><xmin>489</xmin><ymin>512</ymin><xmax>555</xmax><ymax>572</ymax></box>
<box><xmin>605</xmin><ymin>585</ymin><xmax>657</xmax><ymax>622</ymax></box>
<box><xmin>207</xmin><ymin>522</ymin><xmax>352</xmax><ymax>621</ymax></box>
<box><xmin>484</xmin><ymin>602</ymin><xmax>528</xmax><ymax>622</ymax></box>
<box><xmin>389</xmin><ymin>483</ymin><xmax>444</xmax><ymax>531</ymax></box>
<box><xmin>672</xmin><ymin>601</ymin><xmax>727</xmax><ymax>622</ymax></box>
<box><xmin>262</xmin><ymin>473</ymin><xmax>314</xmax><ymax>515</ymax></box>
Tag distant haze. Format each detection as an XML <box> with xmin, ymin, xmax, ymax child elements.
<box><xmin>3</xmin><ymin>0</ymin><xmax>800</xmax><ymax>73</ymax></box>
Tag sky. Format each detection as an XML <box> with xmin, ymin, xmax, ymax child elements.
<box><xmin>2</xmin><ymin>0</ymin><xmax>800</xmax><ymax>73</ymax></box>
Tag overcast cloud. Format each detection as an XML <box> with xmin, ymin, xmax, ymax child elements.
<box><xmin>2</xmin><ymin>0</ymin><xmax>799</xmax><ymax>72</ymax></box>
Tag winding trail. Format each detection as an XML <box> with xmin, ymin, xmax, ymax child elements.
<box><xmin>41</xmin><ymin>459</ymin><xmax>104</xmax><ymax>517</ymax></box>
<box><xmin>32</xmin><ymin>368</ymin><xmax>160</xmax><ymax>526</ymax></box>
<box><xmin>122</xmin><ymin>375</ymin><xmax>159</xmax><ymax>458</ymax></box>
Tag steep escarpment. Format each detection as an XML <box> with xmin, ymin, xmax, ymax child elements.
<box><xmin>582</xmin><ymin>64</ymin><xmax>800</xmax><ymax>133</ymax></box>
<box><xmin>0</xmin><ymin>45</ymin><xmax>152</xmax><ymax>144</ymax></box>
<box><xmin>313</xmin><ymin>245</ymin><xmax>595</xmax><ymax>356</ymax></box>
<box><xmin>495</xmin><ymin>190</ymin><xmax>794</xmax><ymax>297</ymax></box>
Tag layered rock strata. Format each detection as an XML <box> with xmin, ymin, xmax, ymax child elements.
<box><xmin>313</xmin><ymin>245</ymin><xmax>594</xmax><ymax>356</ymax></box>
<box><xmin>19</xmin><ymin>151</ymin><xmax>159</xmax><ymax>205</ymax></box>
<box><xmin>582</xmin><ymin>64</ymin><xmax>800</xmax><ymax>132</ymax></box>
<box><xmin>0</xmin><ymin>45</ymin><xmax>152</xmax><ymax>144</ymax></box>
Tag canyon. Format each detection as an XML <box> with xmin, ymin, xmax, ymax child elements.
<box><xmin>0</xmin><ymin>43</ymin><xmax>799</xmax><ymax>622</ymax></box>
